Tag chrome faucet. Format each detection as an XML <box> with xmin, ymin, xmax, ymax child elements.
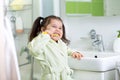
<box><xmin>89</xmin><ymin>29</ymin><xmax>105</xmax><ymax>52</ymax></box>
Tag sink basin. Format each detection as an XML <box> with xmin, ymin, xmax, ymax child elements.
<box><xmin>68</xmin><ymin>51</ymin><xmax>120</xmax><ymax>71</ymax></box>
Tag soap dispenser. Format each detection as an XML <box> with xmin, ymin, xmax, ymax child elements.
<box><xmin>113</xmin><ymin>30</ymin><xmax>120</xmax><ymax>53</ymax></box>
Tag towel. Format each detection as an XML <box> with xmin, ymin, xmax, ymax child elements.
<box><xmin>115</xmin><ymin>62</ymin><xmax>120</xmax><ymax>80</ymax></box>
<box><xmin>0</xmin><ymin>15</ymin><xmax>21</xmax><ymax>80</ymax></box>
<box><xmin>10</xmin><ymin>0</ymin><xmax>25</xmax><ymax>10</ymax></box>
<box><xmin>0</xmin><ymin>18</ymin><xmax>7</xmax><ymax>80</ymax></box>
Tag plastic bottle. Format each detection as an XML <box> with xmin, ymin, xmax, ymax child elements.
<box><xmin>113</xmin><ymin>30</ymin><xmax>120</xmax><ymax>53</ymax></box>
<box><xmin>16</xmin><ymin>16</ymin><xmax>24</xmax><ymax>33</ymax></box>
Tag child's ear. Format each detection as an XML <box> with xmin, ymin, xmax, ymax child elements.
<box><xmin>41</xmin><ymin>27</ymin><xmax>45</xmax><ymax>32</ymax></box>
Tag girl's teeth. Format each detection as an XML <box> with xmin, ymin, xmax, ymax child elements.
<box><xmin>53</xmin><ymin>34</ymin><xmax>59</xmax><ymax>37</ymax></box>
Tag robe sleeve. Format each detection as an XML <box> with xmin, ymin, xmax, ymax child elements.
<box><xmin>27</xmin><ymin>33</ymin><xmax>51</xmax><ymax>60</ymax></box>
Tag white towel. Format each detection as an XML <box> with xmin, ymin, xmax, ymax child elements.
<box><xmin>0</xmin><ymin>16</ymin><xmax>21</xmax><ymax>80</ymax></box>
<box><xmin>115</xmin><ymin>62</ymin><xmax>120</xmax><ymax>80</ymax></box>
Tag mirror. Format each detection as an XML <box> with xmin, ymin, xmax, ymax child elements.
<box><xmin>65</xmin><ymin>0</ymin><xmax>120</xmax><ymax>16</ymax></box>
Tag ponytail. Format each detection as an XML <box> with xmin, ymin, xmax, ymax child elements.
<box><xmin>29</xmin><ymin>17</ymin><xmax>44</xmax><ymax>42</ymax></box>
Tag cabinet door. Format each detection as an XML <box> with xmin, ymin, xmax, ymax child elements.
<box><xmin>105</xmin><ymin>0</ymin><xmax>120</xmax><ymax>16</ymax></box>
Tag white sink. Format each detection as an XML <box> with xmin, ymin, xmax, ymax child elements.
<box><xmin>68</xmin><ymin>51</ymin><xmax>120</xmax><ymax>71</ymax></box>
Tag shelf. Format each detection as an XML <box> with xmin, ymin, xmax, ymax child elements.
<box><xmin>6</xmin><ymin>4</ymin><xmax>32</xmax><ymax>12</ymax></box>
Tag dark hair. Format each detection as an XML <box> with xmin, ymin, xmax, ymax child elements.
<box><xmin>28</xmin><ymin>15</ymin><xmax>70</xmax><ymax>44</ymax></box>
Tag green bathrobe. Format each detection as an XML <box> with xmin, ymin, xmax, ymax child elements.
<box><xmin>28</xmin><ymin>33</ymin><xmax>75</xmax><ymax>80</ymax></box>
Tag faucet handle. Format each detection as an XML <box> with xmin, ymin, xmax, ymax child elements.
<box><xmin>89</xmin><ymin>29</ymin><xmax>96</xmax><ymax>39</ymax></box>
<box><xmin>90</xmin><ymin>29</ymin><xmax>96</xmax><ymax>35</ymax></box>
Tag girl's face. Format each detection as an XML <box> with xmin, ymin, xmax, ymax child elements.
<box><xmin>45</xmin><ymin>19</ymin><xmax>63</xmax><ymax>41</ymax></box>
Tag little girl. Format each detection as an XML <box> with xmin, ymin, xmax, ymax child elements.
<box><xmin>27</xmin><ymin>15</ymin><xmax>83</xmax><ymax>80</ymax></box>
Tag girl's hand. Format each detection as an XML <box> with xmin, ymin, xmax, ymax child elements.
<box><xmin>71</xmin><ymin>52</ymin><xmax>83</xmax><ymax>60</ymax></box>
<box><xmin>43</xmin><ymin>30</ymin><xmax>53</xmax><ymax>36</ymax></box>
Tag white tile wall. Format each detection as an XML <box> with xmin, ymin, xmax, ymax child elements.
<box><xmin>63</xmin><ymin>16</ymin><xmax>120</xmax><ymax>51</ymax></box>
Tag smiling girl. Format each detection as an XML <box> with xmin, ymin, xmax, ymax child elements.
<box><xmin>28</xmin><ymin>15</ymin><xmax>83</xmax><ymax>80</ymax></box>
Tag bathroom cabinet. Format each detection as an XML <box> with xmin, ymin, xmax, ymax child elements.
<box><xmin>72</xmin><ymin>69</ymin><xmax>115</xmax><ymax>80</ymax></box>
<box><xmin>104</xmin><ymin>0</ymin><xmax>120</xmax><ymax>16</ymax></box>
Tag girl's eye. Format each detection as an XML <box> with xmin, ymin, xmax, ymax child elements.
<box><xmin>52</xmin><ymin>26</ymin><xmax>62</xmax><ymax>30</ymax></box>
<box><xmin>52</xmin><ymin>26</ymin><xmax>57</xmax><ymax>28</ymax></box>
<box><xmin>59</xmin><ymin>27</ymin><xmax>62</xmax><ymax>30</ymax></box>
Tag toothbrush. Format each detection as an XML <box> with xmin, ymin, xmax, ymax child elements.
<box><xmin>53</xmin><ymin>34</ymin><xmax>59</xmax><ymax>37</ymax></box>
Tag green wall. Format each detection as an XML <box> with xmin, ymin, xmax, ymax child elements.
<box><xmin>66</xmin><ymin>0</ymin><xmax>104</xmax><ymax>16</ymax></box>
